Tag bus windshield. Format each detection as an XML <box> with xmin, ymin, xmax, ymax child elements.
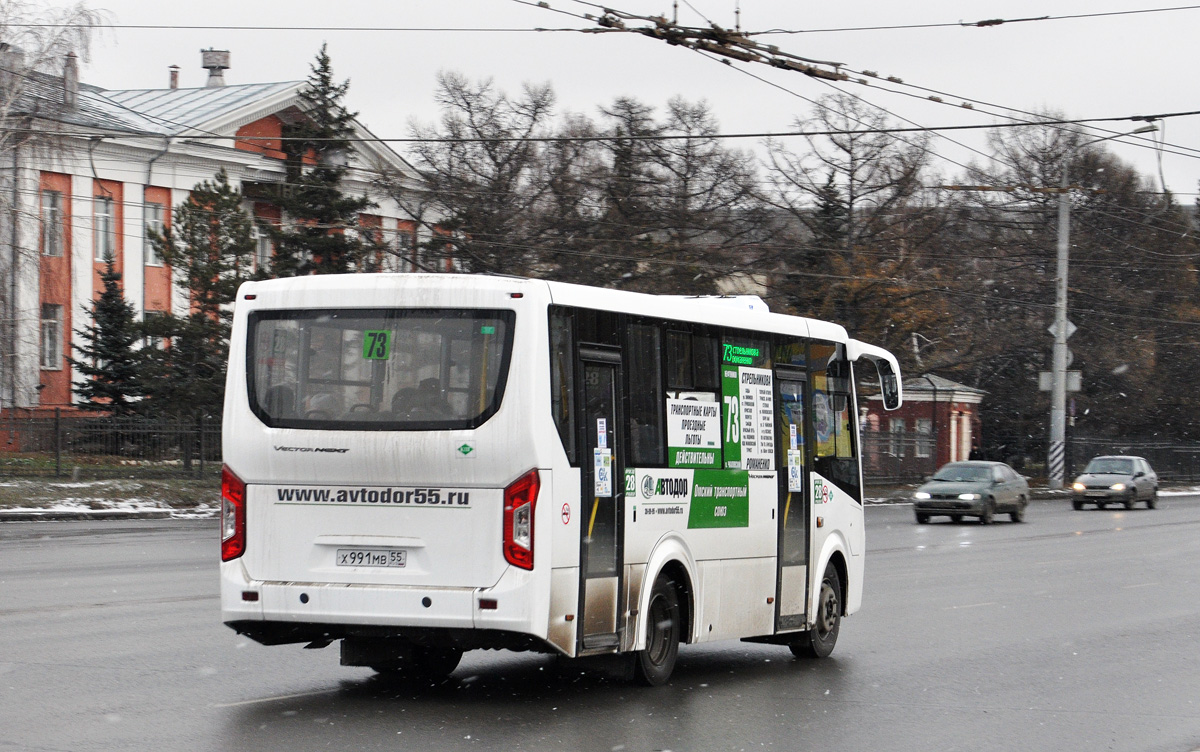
<box><xmin>247</xmin><ymin>308</ymin><xmax>514</xmax><ymax>431</ymax></box>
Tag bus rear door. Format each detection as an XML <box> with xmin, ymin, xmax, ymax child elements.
<box><xmin>577</xmin><ymin>347</ymin><xmax>624</xmax><ymax>653</ymax></box>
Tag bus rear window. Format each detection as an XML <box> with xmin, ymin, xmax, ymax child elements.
<box><xmin>247</xmin><ymin>308</ymin><xmax>514</xmax><ymax>431</ymax></box>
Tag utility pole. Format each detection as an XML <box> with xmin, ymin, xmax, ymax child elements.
<box><xmin>1047</xmin><ymin>125</ymin><xmax>1157</xmax><ymax>489</ymax></box>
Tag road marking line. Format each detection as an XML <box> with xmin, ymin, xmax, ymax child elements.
<box><xmin>1120</xmin><ymin>582</ymin><xmax>1156</xmax><ymax>589</ymax></box>
<box><xmin>213</xmin><ymin>689</ymin><xmax>339</xmax><ymax>708</ymax></box>
<box><xmin>942</xmin><ymin>601</ymin><xmax>996</xmax><ymax>610</ymax></box>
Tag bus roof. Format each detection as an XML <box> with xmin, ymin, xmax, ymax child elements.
<box><xmin>237</xmin><ymin>273</ymin><xmax>850</xmax><ymax>343</ymax></box>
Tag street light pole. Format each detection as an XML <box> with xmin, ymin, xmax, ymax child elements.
<box><xmin>1047</xmin><ymin>125</ymin><xmax>1156</xmax><ymax>489</ymax></box>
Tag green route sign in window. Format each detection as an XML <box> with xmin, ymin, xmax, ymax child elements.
<box><xmin>362</xmin><ymin>330</ymin><xmax>391</xmax><ymax>360</ymax></box>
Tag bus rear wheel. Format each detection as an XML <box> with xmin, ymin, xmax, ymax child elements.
<box><xmin>633</xmin><ymin>576</ymin><xmax>681</xmax><ymax>686</ymax></box>
<box><xmin>790</xmin><ymin>563</ymin><xmax>841</xmax><ymax>659</ymax></box>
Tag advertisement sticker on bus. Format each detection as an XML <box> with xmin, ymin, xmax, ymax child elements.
<box><xmin>666</xmin><ymin>398</ymin><xmax>721</xmax><ymax>468</ymax></box>
<box><xmin>631</xmin><ymin>468</ymin><xmax>750</xmax><ymax>529</ymax></box>
<box><xmin>788</xmin><ymin>451</ymin><xmax>805</xmax><ymax>492</ymax></box>
<box><xmin>594</xmin><ymin>447</ymin><xmax>613</xmax><ymax>497</ymax></box>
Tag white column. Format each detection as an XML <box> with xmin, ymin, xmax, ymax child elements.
<box><xmin>949</xmin><ymin>412</ymin><xmax>959</xmax><ymax>462</ymax></box>
<box><xmin>123</xmin><ymin>183</ymin><xmax>145</xmax><ymax>316</ymax></box>
<box><xmin>170</xmin><ymin>188</ymin><xmax>189</xmax><ymax>317</ymax></box>
<box><xmin>11</xmin><ymin>154</ymin><xmax>40</xmax><ymax>408</ymax></box>
<box><xmin>70</xmin><ymin>175</ymin><xmax>94</xmax><ymax>404</ymax></box>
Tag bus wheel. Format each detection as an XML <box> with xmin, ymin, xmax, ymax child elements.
<box><xmin>790</xmin><ymin>563</ymin><xmax>841</xmax><ymax>659</ymax></box>
<box><xmin>633</xmin><ymin>576</ymin><xmax>681</xmax><ymax>686</ymax></box>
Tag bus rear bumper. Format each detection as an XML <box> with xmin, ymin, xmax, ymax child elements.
<box><xmin>220</xmin><ymin>561</ymin><xmax>545</xmax><ymax>643</ymax></box>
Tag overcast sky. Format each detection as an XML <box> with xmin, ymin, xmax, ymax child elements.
<box><xmin>46</xmin><ymin>0</ymin><xmax>1200</xmax><ymax>196</ymax></box>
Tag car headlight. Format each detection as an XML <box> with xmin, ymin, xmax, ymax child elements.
<box><xmin>914</xmin><ymin>492</ymin><xmax>931</xmax><ymax>500</ymax></box>
<box><xmin>1072</xmin><ymin>482</ymin><xmax>1086</xmax><ymax>491</ymax></box>
<box><xmin>958</xmin><ymin>493</ymin><xmax>982</xmax><ymax>500</ymax></box>
<box><xmin>1110</xmin><ymin>483</ymin><xmax>1126</xmax><ymax>491</ymax></box>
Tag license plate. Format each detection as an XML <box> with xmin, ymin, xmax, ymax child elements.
<box><xmin>1086</xmin><ymin>491</ymin><xmax>1107</xmax><ymax>498</ymax></box>
<box><xmin>336</xmin><ymin>548</ymin><xmax>407</xmax><ymax>568</ymax></box>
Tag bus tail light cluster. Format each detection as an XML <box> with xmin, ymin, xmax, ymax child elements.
<box><xmin>503</xmin><ymin>469</ymin><xmax>540</xmax><ymax>570</ymax></box>
<box><xmin>221</xmin><ymin>465</ymin><xmax>247</xmax><ymax>562</ymax></box>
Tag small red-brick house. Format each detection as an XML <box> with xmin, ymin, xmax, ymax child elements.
<box><xmin>863</xmin><ymin>374</ymin><xmax>985</xmax><ymax>470</ymax></box>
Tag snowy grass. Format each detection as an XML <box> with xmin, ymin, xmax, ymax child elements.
<box><xmin>0</xmin><ymin>478</ymin><xmax>218</xmax><ymax>518</ymax></box>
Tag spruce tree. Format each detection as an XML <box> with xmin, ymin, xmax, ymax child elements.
<box><xmin>70</xmin><ymin>255</ymin><xmax>143</xmax><ymax>415</ymax></box>
<box><xmin>268</xmin><ymin>44</ymin><xmax>375</xmax><ymax>276</ymax></box>
<box><xmin>142</xmin><ymin>170</ymin><xmax>256</xmax><ymax>418</ymax></box>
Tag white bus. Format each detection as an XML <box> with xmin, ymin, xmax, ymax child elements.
<box><xmin>220</xmin><ymin>274</ymin><xmax>901</xmax><ymax>685</ymax></box>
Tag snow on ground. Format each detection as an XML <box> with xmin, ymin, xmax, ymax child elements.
<box><xmin>0</xmin><ymin>498</ymin><xmax>218</xmax><ymax>518</ymax></box>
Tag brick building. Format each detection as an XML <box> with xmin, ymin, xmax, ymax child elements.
<box><xmin>864</xmin><ymin>374</ymin><xmax>985</xmax><ymax>470</ymax></box>
<box><xmin>0</xmin><ymin>51</ymin><xmax>429</xmax><ymax>418</ymax></box>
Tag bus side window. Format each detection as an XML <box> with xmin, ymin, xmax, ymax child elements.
<box><xmin>666</xmin><ymin>331</ymin><xmax>692</xmax><ymax>390</ymax></box>
<box><xmin>812</xmin><ymin>342</ymin><xmax>861</xmax><ymax>501</ymax></box>
<box><xmin>693</xmin><ymin>334</ymin><xmax>719</xmax><ymax>391</ymax></box>
<box><xmin>627</xmin><ymin>323</ymin><xmax>664</xmax><ymax>466</ymax></box>
<box><xmin>550</xmin><ymin>308</ymin><xmax>576</xmax><ymax>465</ymax></box>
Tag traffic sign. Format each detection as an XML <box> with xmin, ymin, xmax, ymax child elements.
<box><xmin>1047</xmin><ymin>320</ymin><xmax>1077</xmax><ymax>340</ymax></box>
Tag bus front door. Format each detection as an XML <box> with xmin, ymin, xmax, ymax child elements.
<box><xmin>775</xmin><ymin>374</ymin><xmax>809</xmax><ymax>632</ymax></box>
<box><xmin>578</xmin><ymin>353</ymin><xmax>623</xmax><ymax>652</ymax></box>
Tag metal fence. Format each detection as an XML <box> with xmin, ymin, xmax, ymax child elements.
<box><xmin>1070</xmin><ymin>436</ymin><xmax>1200</xmax><ymax>483</ymax></box>
<box><xmin>0</xmin><ymin>411</ymin><xmax>221</xmax><ymax>479</ymax></box>
<box><xmin>860</xmin><ymin>429</ymin><xmax>939</xmax><ymax>484</ymax></box>
<box><xmin>5</xmin><ymin>416</ymin><xmax>1197</xmax><ymax>484</ymax></box>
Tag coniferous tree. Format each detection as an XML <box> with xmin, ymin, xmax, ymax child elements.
<box><xmin>70</xmin><ymin>255</ymin><xmax>143</xmax><ymax>415</ymax></box>
<box><xmin>268</xmin><ymin>44</ymin><xmax>374</xmax><ymax>276</ymax></box>
<box><xmin>142</xmin><ymin>170</ymin><xmax>256</xmax><ymax>418</ymax></box>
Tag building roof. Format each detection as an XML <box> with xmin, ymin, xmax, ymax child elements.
<box><xmin>904</xmin><ymin>374</ymin><xmax>987</xmax><ymax>396</ymax></box>
<box><xmin>19</xmin><ymin>72</ymin><xmax>303</xmax><ymax>138</ymax></box>
<box><xmin>102</xmin><ymin>81</ymin><xmax>301</xmax><ymax>136</ymax></box>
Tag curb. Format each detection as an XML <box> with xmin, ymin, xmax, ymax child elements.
<box><xmin>0</xmin><ymin>509</ymin><xmax>214</xmax><ymax>522</ymax></box>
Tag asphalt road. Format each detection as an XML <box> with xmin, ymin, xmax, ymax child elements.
<box><xmin>2</xmin><ymin>496</ymin><xmax>1199</xmax><ymax>752</ymax></box>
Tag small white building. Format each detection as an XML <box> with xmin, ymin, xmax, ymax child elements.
<box><xmin>0</xmin><ymin>51</ymin><xmax>431</xmax><ymax>417</ymax></box>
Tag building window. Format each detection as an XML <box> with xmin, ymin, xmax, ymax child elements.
<box><xmin>253</xmin><ymin>226</ymin><xmax>273</xmax><ymax>272</ymax></box>
<box><xmin>144</xmin><ymin>202</ymin><xmax>165</xmax><ymax>266</ymax></box>
<box><xmin>41</xmin><ymin>190</ymin><xmax>63</xmax><ymax>257</ymax></box>
<box><xmin>915</xmin><ymin>418</ymin><xmax>932</xmax><ymax>458</ymax></box>
<box><xmin>142</xmin><ymin>310</ymin><xmax>167</xmax><ymax>350</ymax></box>
<box><xmin>40</xmin><ymin>304</ymin><xmax>62</xmax><ymax>370</ymax></box>
<box><xmin>395</xmin><ymin>231</ymin><xmax>414</xmax><ymax>272</ymax></box>
<box><xmin>94</xmin><ymin>195</ymin><xmax>115</xmax><ymax>261</ymax></box>
<box><xmin>888</xmin><ymin>417</ymin><xmax>906</xmax><ymax>458</ymax></box>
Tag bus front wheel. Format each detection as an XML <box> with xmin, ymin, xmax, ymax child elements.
<box><xmin>633</xmin><ymin>576</ymin><xmax>681</xmax><ymax>686</ymax></box>
<box><xmin>791</xmin><ymin>563</ymin><xmax>841</xmax><ymax>659</ymax></box>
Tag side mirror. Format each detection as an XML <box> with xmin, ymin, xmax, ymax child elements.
<box><xmin>1133</xmin><ymin>471</ymin><xmax>1145</xmax><ymax>478</ymax></box>
<box><xmin>846</xmin><ymin>339</ymin><xmax>902</xmax><ymax>410</ymax></box>
<box><xmin>877</xmin><ymin>360</ymin><xmax>900</xmax><ymax>411</ymax></box>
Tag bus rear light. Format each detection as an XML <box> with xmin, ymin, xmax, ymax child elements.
<box><xmin>503</xmin><ymin>469</ymin><xmax>540</xmax><ymax>570</ymax></box>
<box><xmin>221</xmin><ymin>465</ymin><xmax>247</xmax><ymax>562</ymax></box>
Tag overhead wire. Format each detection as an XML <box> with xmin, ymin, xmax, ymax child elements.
<box><xmin>745</xmin><ymin>5</ymin><xmax>1200</xmax><ymax>35</ymax></box>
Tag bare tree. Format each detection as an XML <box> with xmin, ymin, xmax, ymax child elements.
<box><xmin>391</xmin><ymin>71</ymin><xmax>556</xmax><ymax>276</ymax></box>
<box><xmin>762</xmin><ymin>93</ymin><xmax>952</xmax><ymax>359</ymax></box>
